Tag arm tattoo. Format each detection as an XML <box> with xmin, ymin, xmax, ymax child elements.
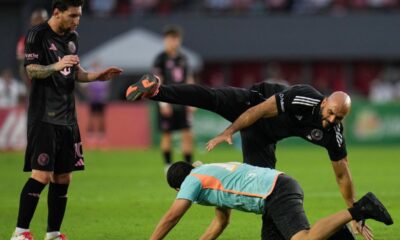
<box><xmin>26</xmin><ymin>64</ymin><xmax>57</xmax><ymax>79</ymax></box>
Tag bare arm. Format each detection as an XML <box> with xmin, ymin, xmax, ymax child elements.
<box><xmin>150</xmin><ymin>199</ymin><xmax>191</xmax><ymax>240</ymax></box>
<box><xmin>225</xmin><ymin>95</ymin><xmax>278</xmax><ymax>134</ymax></box>
<box><xmin>331</xmin><ymin>157</ymin><xmax>355</xmax><ymax>208</ymax></box>
<box><xmin>199</xmin><ymin>208</ymin><xmax>231</xmax><ymax>240</ymax></box>
<box><xmin>26</xmin><ymin>55</ymin><xmax>79</xmax><ymax>79</ymax></box>
<box><xmin>332</xmin><ymin>157</ymin><xmax>373</xmax><ymax>239</ymax></box>
<box><xmin>76</xmin><ymin>65</ymin><xmax>99</xmax><ymax>82</ymax></box>
<box><xmin>206</xmin><ymin>96</ymin><xmax>278</xmax><ymax>151</ymax></box>
<box><xmin>26</xmin><ymin>63</ymin><xmax>58</xmax><ymax>79</ymax></box>
<box><xmin>76</xmin><ymin>65</ymin><xmax>122</xmax><ymax>83</ymax></box>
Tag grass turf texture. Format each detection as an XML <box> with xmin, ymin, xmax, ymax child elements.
<box><xmin>1</xmin><ymin>145</ymin><xmax>399</xmax><ymax>239</ymax></box>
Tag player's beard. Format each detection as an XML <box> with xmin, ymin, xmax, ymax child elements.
<box><xmin>60</xmin><ymin>22</ymin><xmax>76</xmax><ymax>34</ymax></box>
<box><xmin>322</xmin><ymin>119</ymin><xmax>333</xmax><ymax>129</ymax></box>
<box><xmin>319</xmin><ymin>108</ymin><xmax>333</xmax><ymax>129</ymax></box>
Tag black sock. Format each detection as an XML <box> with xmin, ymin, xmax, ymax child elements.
<box><xmin>184</xmin><ymin>153</ymin><xmax>192</xmax><ymax>164</ymax></box>
<box><xmin>163</xmin><ymin>151</ymin><xmax>172</xmax><ymax>164</ymax></box>
<box><xmin>17</xmin><ymin>178</ymin><xmax>46</xmax><ymax>228</ymax></box>
<box><xmin>47</xmin><ymin>183</ymin><xmax>69</xmax><ymax>232</ymax></box>
<box><xmin>348</xmin><ymin>203</ymin><xmax>363</xmax><ymax>222</ymax></box>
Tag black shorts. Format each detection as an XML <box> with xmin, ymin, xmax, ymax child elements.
<box><xmin>157</xmin><ymin>104</ymin><xmax>191</xmax><ymax>132</ymax></box>
<box><xmin>262</xmin><ymin>174</ymin><xmax>310</xmax><ymax>240</ymax></box>
<box><xmin>24</xmin><ymin>121</ymin><xmax>85</xmax><ymax>174</ymax></box>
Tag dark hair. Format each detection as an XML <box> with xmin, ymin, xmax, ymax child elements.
<box><xmin>163</xmin><ymin>25</ymin><xmax>183</xmax><ymax>38</ymax></box>
<box><xmin>52</xmin><ymin>0</ymin><xmax>84</xmax><ymax>12</ymax></box>
<box><xmin>167</xmin><ymin>161</ymin><xmax>194</xmax><ymax>189</ymax></box>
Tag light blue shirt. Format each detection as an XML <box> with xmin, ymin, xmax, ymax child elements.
<box><xmin>177</xmin><ymin>162</ymin><xmax>282</xmax><ymax>214</ymax></box>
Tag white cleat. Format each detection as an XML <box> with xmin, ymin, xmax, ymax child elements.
<box><xmin>11</xmin><ymin>231</ymin><xmax>34</xmax><ymax>240</ymax></box>
<box><xmin>44</xmin><ymin>233</ymin><xmax>68</xmax><ymax>240</ymax></box>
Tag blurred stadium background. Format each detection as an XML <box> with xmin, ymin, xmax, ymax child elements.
<box><xmin>0</xmin><ymin>0</ymin><xmax>399</xmax><ymax>239</ymax></box>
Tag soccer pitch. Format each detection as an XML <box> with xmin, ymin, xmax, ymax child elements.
<box><xmin>1</xmin><ymin>145</ymin><xmax>399</xmax><ymax>239</ymax></box>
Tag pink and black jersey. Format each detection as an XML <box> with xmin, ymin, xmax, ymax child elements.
<box><xmin>153</xmin><ymin>52</ymin><xmax>189</xmax><ymax>85</ymax></box>
<box><xmin>24</xmin><ymin>22</ymin><xmax>79</xmax><ymax>126</ymax></box>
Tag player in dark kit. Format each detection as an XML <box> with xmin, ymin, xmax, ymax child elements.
<box><xmin>153</xmin><ymin>26</ymin><xmax>195</xmax><ymax>170</ymax></box>
<box><xmin>11</xmin><ymin>1</ymin><xmax>122</xmax><ymax>240</ymax></box>
<box><xmin>126</xmin><ymin>75</ymin><xmax>372</xmax><ymax>239</ymax></box>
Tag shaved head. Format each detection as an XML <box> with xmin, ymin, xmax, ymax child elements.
<box><xmin>320</xmin><ymin>91</ymin><xmax>351</xmax><ymax>128</ymax></box>
<box><xmin>327</xmin><ymin>91</ymin><xmax>351</xmax><ymax>117</ymax></box>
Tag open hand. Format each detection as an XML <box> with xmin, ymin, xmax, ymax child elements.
<box><xmin>206</xmin><ymin>133</ymin><xmax>233</xmax><ymax>152</ymax></box>
<box><xmin>351</xmin><ymin>220</ymin><xmax>373</xmax><ymax>240</ymax></box>
<box><xmin>97</xmin><ymin>66</ymin><xmax>123</xmax><ymax>81</ymax></box>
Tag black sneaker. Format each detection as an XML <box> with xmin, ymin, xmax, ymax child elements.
<box><xmin>126</xmin><ymin>74</ymin><xmax>160</xmax><ymax>101</ymax></box>
<box><xmin>357</xmin><ymin>192</ymin><xmax>393</xmax><ymax>225</ymax></box>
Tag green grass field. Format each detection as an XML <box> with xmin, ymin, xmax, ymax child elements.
<box><xmin>1</xmin><ymin>145</ymin><xmax>399</xmax><ymax>239</ymax></box>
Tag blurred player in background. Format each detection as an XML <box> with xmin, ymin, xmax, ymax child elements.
<box><xmin>150</xmin><ymin>161</ymin><xmax>393</xmax><ymax>240</ymax></box>
<box><xmin>152</xmin><ymin>26</ymin><xmax>195</xmax><ymax>171</ymax></box>
<box><xmin>11</xmin><ymin>1</ymin><xmax>122</xmax><ymax>239</ymax></box>
<box><xmin>0</xmin><ymin>68</ymin><xmax>26</xmax><ymax>108</ymax></box>
<box><xmin>80</xmin><ymin>60</ymin><xmax>110</xmax><ymax>149</ymax></box>
<box><xmin>16</xmin><ymin>8</ymin><xmax>49</xmax><ymax>87</ymax></box>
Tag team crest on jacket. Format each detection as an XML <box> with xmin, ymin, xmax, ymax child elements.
<box><xmin>311</xmin><ymin>129</ymin><xmax>323</xmax><ymax>141</ymax></box>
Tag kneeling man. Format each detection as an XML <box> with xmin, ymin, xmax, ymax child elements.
<box><xmin>150</xmin><ymin>162</ymin><xmax>393</xmax><ymax>240</ymax></box>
